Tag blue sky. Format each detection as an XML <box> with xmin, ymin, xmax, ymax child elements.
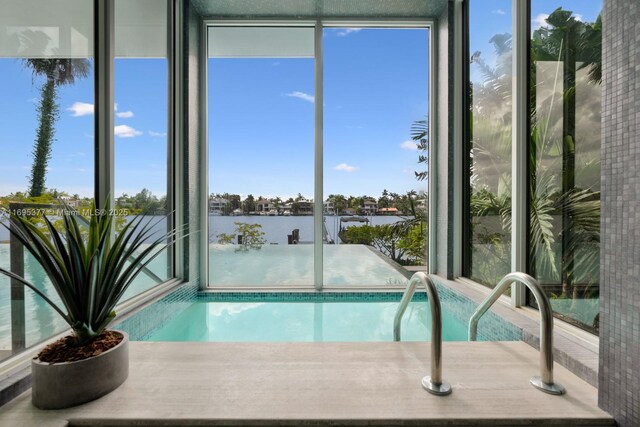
<box><xmin>0</xmin><ymin>3</ymin><xmax>601</xmax><ymax>200</ymax></box>
<box><xmin>209</xmin><ymin>27</ymin><xmax>429</xmax><ymax>200</ymax></box>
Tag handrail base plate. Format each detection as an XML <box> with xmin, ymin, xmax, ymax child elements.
<box><xmin>530</xmin><ymin>376</ymin><xmax>565</xmax><ymax>395</ymax></box>
<box><xmin>422</xmin><ymin>376</ymin><xmax>452</xmax><ymax>396</ymax></box>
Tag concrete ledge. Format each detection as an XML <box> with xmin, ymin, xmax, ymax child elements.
<box><xmin>0</xmin><ymin>365</ymin><xmax>31</xmax><ymax>408</ymax></box>
<box><xmin>0</xmin><ymin>342</ymin><xmax>612</xmax><ymax>426</ymax></box>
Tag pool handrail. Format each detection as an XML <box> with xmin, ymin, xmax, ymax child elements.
<box><xmin>393</xmin><ymin>272</ymin><xmax>451</xmax><ymax>396</ymax></box>
<box><xmin>468</xmin><ymin>271</ymin><xmax>565</xmax><ymax>395</ymax></box>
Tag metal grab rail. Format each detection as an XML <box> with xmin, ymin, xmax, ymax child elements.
<box><xmin>468</xmin><ymin>272</ymin><xmax>565</xmax><ymax>395</ymax></box>
<box><xmin>393</xmin><ymin>272</ymin><xmax>451</xmax><ymax>396</ymax></box>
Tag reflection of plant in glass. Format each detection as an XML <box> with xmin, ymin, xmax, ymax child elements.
<box><xmin>217</xmin><ymin>222</ymin><xmax>266</xmax><ymax>251</ymax></box>
<box><xmin>530</xmin><ymin>8</ymin><xmax>601</xmax><ymax>305</ymax></box>
<box><xmin>469</xmin><ymin>7</ymin><xmax>601</xmax><ymax>329</ymax></box>
<box><xmin>468</xmin><ymin>32</ymin><xmax>513</xmax><ymax>286</ymax></box>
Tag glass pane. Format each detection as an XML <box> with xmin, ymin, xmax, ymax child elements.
<box><xmin>323</xmin><ymin>27</ymin><xmax>429</xmax><ymax>286</ymax></box>
<box><xmin>0</xmin><ymin>0</ymin><xmax>94</xmax><ymax>360</ymax></box>
<box><xmin>114</xmin><ymin>0</ymin><xmax>171</xmax><ymax>299</ymax></box>
<box><xmin>208</xmin><ymin>26</ymin><xmax>315</xmax><ymax>287</ymax></box>
<box><xmin>467</xmin><ymin>1</ymin><xmax>513</xmax><ymax>287</ymax></box>
<box><xmin>529</xmin><ymin>1</ymin><xmax>602</xmax><ymax>332</ymax></box>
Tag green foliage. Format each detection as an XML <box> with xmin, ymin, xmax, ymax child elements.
<box><xmin>341</xmin><ymin>222</ymin><xmax>426</xmax><ymax>265</ymax></box>
<box><xmin>217</xmin><ymin>222</ymin><xmax>266</xmax><ymax>251</ymax></box>
<box><xmin>397</xmin><ymin>224</ymin><xmax>427</xmax><ymax>265</ymax></box>
<box><xmin>0</xmin><ymin>199</ymin><xmax>177</xmax><ymax>346</ymax></box>
<box><xmin>411</xmin><ymin>119</ymin><xmax>429</xmax><ymax>182</ymax></box>
<box><xmin>116</xmin><ymin>189</ymin><xmax>166</xmax><ymax>214</ymax></box>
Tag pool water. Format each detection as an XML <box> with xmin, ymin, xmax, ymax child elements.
<box><xmin>144</xmin><ymin>301</ymin><xmax>469</xmax><ymax>342</ymax></box>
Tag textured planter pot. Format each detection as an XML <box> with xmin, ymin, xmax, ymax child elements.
<box><xmin>31</xmin><ymin>331</ymin><xmax>129</xmax><ymax>410</ymax></box>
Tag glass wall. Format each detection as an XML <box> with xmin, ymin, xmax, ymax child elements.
<box><xmin>207</xmin><ymin>26</ymin><xmax>315</xmax><ymax>286</ymax></box>
<box><xmin>529</xmin><ymin>1</ymin><xmax>602</xmax><ymax>331</ymax></box>
<box><xmin>465</xmin><ymin>1</ymin><xmax>513</xmax><ymax>286</ymax></box>
<box><xmin>115</xmin><ymin>0</ymin><xmax>171</xmax><ymax>298</ymax></box>
<box><xmin>464</xmin><ymin>0</ymin><xmax>602</xmax><ymax>333</ymax></box>
<box><xmin>323</xmin><ymin>27</ymin><xmax>429</xmax><ymax>286</ymax></box>
<box><xmin>0</xmin><ymin>0</ymin><xmax>94</xmax><ymax>360</ymax></box>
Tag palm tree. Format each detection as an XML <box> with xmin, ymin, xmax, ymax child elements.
<box><xmin>24</xmin><ymin>57</ymin><xmax>90</xmax><ymax>197</ymax></box>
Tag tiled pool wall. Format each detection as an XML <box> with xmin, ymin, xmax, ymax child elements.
<box><xmin>116</xmin><ymin>281</ymin><xmax>523</xmax><ymax>342</ymax></box>
<box><xmin>114</xmin><ymin>281</ymin><xmax>199</xmax><ymax>340</ymax></box>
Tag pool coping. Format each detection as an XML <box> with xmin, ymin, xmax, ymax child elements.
<box><xmin>195</xmin><ymin>276</ymin><xmax>600</xmax><ymax>386</ymax></box>
<box><xmin>0</xmin><ymin>341</ymin><xmax>612</xmax><ymax>426</ymax></box>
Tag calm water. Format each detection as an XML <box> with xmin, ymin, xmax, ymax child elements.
<box><xmin>145</xmin><ymin>301</ymin><xmax>469</xmax><ymax>342</ymax></box>
<box><xmin>210</xmin><ymin>215</ymin><xmax>407</xmax><ymax>245</ymax></box>
<box><xmin>0</xmin><ymin>215</ymin><xmax>409</xmax><ymax>244</ymax></box>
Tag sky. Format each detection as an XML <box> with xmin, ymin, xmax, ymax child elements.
<box><xmin>0</xmin><ymin>1</ymin><xmax>602</xmax><ymax>200</ymax></box>
<box><xmin>209</xmin><ymin>27</ymin><xmax>429</xmax><ymax>200</ymax></box>
<box><xmin>0</xmin><ymin>58</ymin><xmax>168</xmax><ymax>198</ymax></box>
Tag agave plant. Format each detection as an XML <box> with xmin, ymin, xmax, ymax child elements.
<box><xmin>0</xmin><ymin>200</ymin><xmax>178</xmax><ymax>346</ymax></box>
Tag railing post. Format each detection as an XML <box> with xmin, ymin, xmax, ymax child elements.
<box><xmin>9</xmin><ymin>204</ymin><xmax>25</xmax><ymax>351</ymax></box>
<box><xmin>468</xmin><ymin>272</ymin><xmax>565</xmax><ymax>395</ymax></box>
<box><xmin>394</xmin><ymin>272</ymin><xmax>452</xmax><ymax>396</ymax></box>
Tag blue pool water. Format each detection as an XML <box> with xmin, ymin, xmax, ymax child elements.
<box><xmin>144</xmin><ymin>301</ymin><xmax>470</xmax><ymax>342</ymax></box>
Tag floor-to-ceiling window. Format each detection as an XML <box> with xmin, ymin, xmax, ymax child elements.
<box><xmin>0</xmin><ymin>0</ymin><xmax>94</xmax><ymax>361</ymax></box>
<box><xmin>0</xmin><ymin>0</ymin><xmax>178</xmax><ymax>364</ymax></box>
<box><xmin>207</xmin><ymin>25</ymin><xmax>315</xmax><ymax>287</ymax></box>
<box><xmin>464</xmin><ymin>0</ymin><xmax>602</xmax><ymax>333</ymax></box>
<box><xmin>465</xmin><ymin>1</ymin><xmax>513</xmax><ymax>287</ymax></box>
<box><xmin>323</xmin><ymin>26</ymin><xmax>429</xmax><ymax>286</ymax></box>
<box><xmin>528</xmin><ymin>1</ymin><xmax>602</xmax><ymax>332</ymax></box>
<box><xmin>206</xmin><ymin>23</ymin><xmax>430</xmax><ymax>288</ymax></box>
<box><xmin>115</xmin><ymin>0</ymin><xmax>172</xmax><ymax>298</ymax></box>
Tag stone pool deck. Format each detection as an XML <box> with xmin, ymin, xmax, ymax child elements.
<box><xmin>0</xmin><ymin>341</ymin><xmax>612</xmax><ymax>426</ymax></box>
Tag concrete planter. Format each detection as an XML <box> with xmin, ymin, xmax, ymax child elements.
<box><xmin>31</xmin><ymin>331</ymin><xmax>129</xmax><ymax>410</ymax></box>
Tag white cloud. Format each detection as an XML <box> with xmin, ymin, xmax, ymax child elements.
<box><xmin>149</xmin><ymin>131</ymin><xmax>167</xmax><ymax>137</ymax></box>
<box><xmin>492</xmin><ymin>9</ymin><xmax>506</xmax><ymax>15</ymax></box>
<box><xmin>114</xmin><ymin>125</ymin><xmax>143</xmax><ymax>138</ymax></box>
<box><xmin>116</xmin><ymin>111</ymin><xmax>134</xmax><ymax>118</ymax></box>
<box><xmin>334</xmin><ymin>163</ymin><xmax>358</xmax><ymax>172</ymax></box>
<box><xmin>400</xmin><ymin>140</ymin><xmax>418</xmax><ymax>151</ymax></box>
<box><xmin>68</xmin><ymin>102</ymin><xmax>94</xmax><ymax>117</ymax></box>
<box><xmin>286</xmin><ymin>91</ymin><xmax>315</xmax><ymax>103</ymax></box>
<box><xmin>533</xmin><ymin>13</ymin><xmax>550</xmax><ymax>29</ymax></box>
<box><xmin>574</xmin><ymin>14</ymin><xmax>583</xmax><ymax>22</ymax></box>
<box><xmin>336</xmin><ymin>28</ymin><xmax>362</xmax><ymax>37</ymax></box>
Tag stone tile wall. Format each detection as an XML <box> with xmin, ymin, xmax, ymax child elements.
<box><xmin>598</xmin><ymin>0</ymin><xmax>640</xmax><ymax>425</ymax></box>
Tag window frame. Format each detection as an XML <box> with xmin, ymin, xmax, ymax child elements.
<box><xmin>201</xmin><ymin>19</ymin><xmax>435</xmax><ymax>290</ymax></box>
